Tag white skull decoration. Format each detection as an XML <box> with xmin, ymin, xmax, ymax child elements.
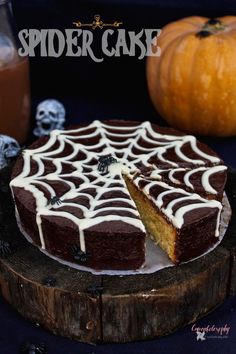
<box><xmin>0</xmin><ymin>135</ymin><xmax>20</xmax><ymax>169</ymax></box>
<box><xmin>33</xmin><ymin>99</ymin><xmax>65</xmax><ymax>137</ymax></box>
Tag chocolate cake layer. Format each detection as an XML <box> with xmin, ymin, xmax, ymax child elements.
<box><xmin>10</xmin><ymin>120</ymin><xmax>227</xmax><ymax>269</ymax></box>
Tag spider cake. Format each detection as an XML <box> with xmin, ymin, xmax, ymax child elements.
<box><xmin>10</xmin><ymin>120</ymin><xmax>227</xmax><ymax>270</ymax></box>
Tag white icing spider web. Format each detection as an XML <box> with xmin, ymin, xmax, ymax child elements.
<box><xmin>11</xmin><ymin>120</ymin><xmax>226</xmax><ymax>256</ymax></box>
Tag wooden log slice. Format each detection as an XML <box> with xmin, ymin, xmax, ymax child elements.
<box><xmin>0</xmin><ymin>163</ymin><xmax>235</xmax><ymax>343</ymax></box>
<box><xmin>102</xmin><ymin>247</ymin><xmax>229</xmax><ymax>342</ymax></box>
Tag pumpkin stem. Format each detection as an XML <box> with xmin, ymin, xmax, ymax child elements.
<box><xmin>196</xmin><ymin>30</ymin><xmax>212</xmax><ymax>38</ymax></box>
<box><xmin>206</xmin><ymin>18</ymin><xmax>222</xmax><ymax>26</ymax></box>
<box><xmin>196</xmin><ymin>18</ymin><xmax>225</xmax><ymax>38</ymax></box>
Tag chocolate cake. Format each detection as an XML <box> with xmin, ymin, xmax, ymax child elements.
<box><xmin>10</xmin><ymin>120</ymin><xmax>227</xmax><ymax>270</ymax></box>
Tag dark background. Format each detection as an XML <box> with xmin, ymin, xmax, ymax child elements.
<box><xmin>11</xmin><ymin>0</ymin><xmax>236</xmax><ymax>101</ymax></box>
<box><xmin>11</xmin><ymin>0</ymin><xmax>236</xmax><ymax>168</ymax></box>
<box><xmin>1</xmin><ymin>1</ymin><xmax>236</xmax><ymax>353</ymax></box>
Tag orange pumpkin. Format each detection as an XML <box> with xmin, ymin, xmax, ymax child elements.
<box><xmin>147</xmin><ymin>16</ymin><xmax>236</xmax><ymax>137</ymax></box>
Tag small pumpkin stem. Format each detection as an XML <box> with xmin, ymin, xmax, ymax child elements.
<box><xmin>206</xmin><ymin>18</ymin><xmax>222</xmax><ymax>26</ymax></box>
<box><xmin>196</xmin><ymin>18</ymin><xmax>225</xmax><ymax>38</ymax></box>
<box><xmin>196</xmin><ymin>30</ymin><xmax>212</xmax><ymax>38</ymax></box>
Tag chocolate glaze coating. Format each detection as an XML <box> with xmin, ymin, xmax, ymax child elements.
<box><xmin>11</xmin><ymin>120</ymin><xmax>227</xmax><ymax>269</ymax></box>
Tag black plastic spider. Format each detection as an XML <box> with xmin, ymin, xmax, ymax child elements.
<box><xmin>20</xmin><ymin>342</ymin><xmax>47</xmax><ymax>354</ymax></box>
<box><xmin>98</xmin><ymin>155</ymin><xmax>117</xmax><ymax>174</ymax></box>
<box><xmin>70</xmin><ymin>244</ymin><xmax>91</xmax><ymax>262</ymax></box>
<box><xmin>0</xmin><ymin>239</ymin><xmax>12</xmax><ymax>258</ymax></box>
<box><xmin>49</xmin><ymin>196</ymin><xmax>62</xmax><ymax>206</ymax></box>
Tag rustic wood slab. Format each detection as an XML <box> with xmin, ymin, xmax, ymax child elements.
<box><xmin>0</xmin><ymin>164</ymin><xmax>235</xmax><ymax>343</ymax></box>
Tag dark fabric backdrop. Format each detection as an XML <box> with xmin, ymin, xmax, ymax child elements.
<box><xmin>11</xmin><ymin>0</ymin><xmax>236</xmax><ymax>167</ymax></box>
<box><xmin>0</xmin><ymin>1</ymin><xmax>235</xmax><ymax>353</ymax></box>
